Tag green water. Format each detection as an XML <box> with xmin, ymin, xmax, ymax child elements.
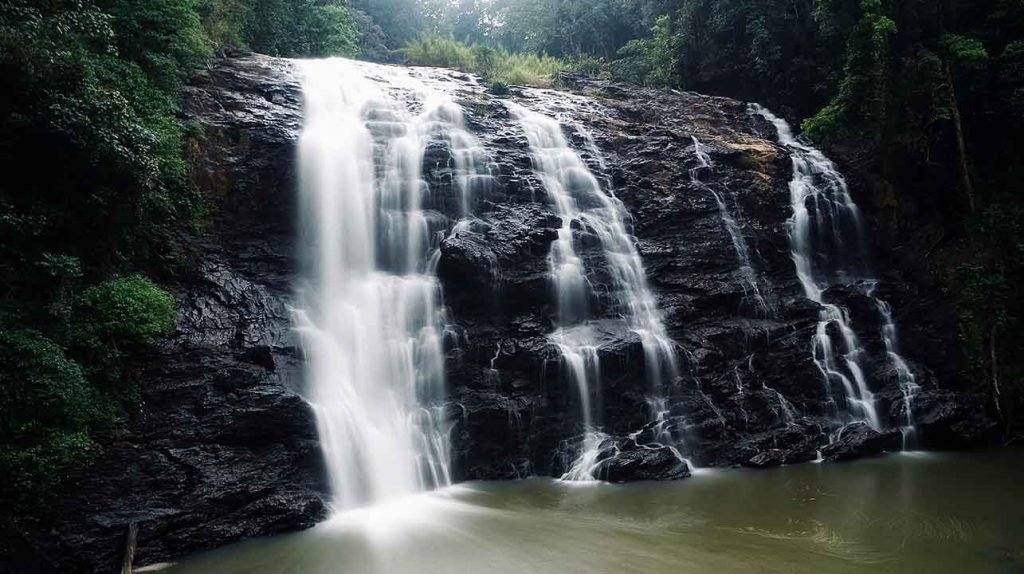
<box><xmin>162</xmin><ymin>450</ymin><xmax>1024</xmax><ymax>573</ymax></box>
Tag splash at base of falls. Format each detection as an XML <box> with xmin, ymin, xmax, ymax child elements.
<box><xmin>643</xmin><ymin>397</ymin><xmax>698</xmax><ymax>473</ymax></box>
<box><xmin>558</xmin><ymin>398</ymin><xmax>697</xmax><ymax>482</ymax></box>
<box><xmin>550</xmin><ymin>325</ymin><xmax>604</xmax><ymax>481</ymax></box>
<box><xmin>560</xmin><ymin>431</ymin><xmax>612</xmax><ymax>482</ymax></box>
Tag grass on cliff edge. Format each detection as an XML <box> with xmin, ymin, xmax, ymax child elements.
<box><xmin>400</xmin><ymin>35</ymin><xmax>606</xmax><ymax>88</ymax></box>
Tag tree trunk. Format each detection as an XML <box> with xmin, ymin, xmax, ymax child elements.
<box><xmin>944</xmin><ymin>61</ymin><xmax>976</xmax><ymax>213</ymax></box>
<box><xmin>990</xmin><ymin>325</ymin><xmax>1003</xmax><ymax>420</ymax></box>
<box><xmin>121</xmin><ymin>522</ymin><xmax>138</xmax><ymax>574</ymax></box>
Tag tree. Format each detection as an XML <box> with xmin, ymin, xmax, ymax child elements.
<box><xmin>0</xmin><ymin>331</ymin><xmax>101</xmax><ymax>508</ymax></box>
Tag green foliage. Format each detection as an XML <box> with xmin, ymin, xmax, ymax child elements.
<box><xmin>0</xmin><ymin>332</ymin><xmax>99</xmax><ymax>440</ymax></box>
<box><xmin>497</xmin><ymin>52</ymin><xmax>571</xmax><ymax>87</ymax></box>
<box><xmin>807</xmin><ymin>0</ymin><xmax>897</xmax><ymax>140</ymax></box>
<box><xmin>0</xmin><ymin>330</ymin><xmax>103</xmax><ymax>508</ymax></box>
<box><xmin>402</xmin><ymin>34</ymin><xmax>477</xmax><ymax>69</ymax></box>
<box><xmin>401</xmin><ymin>35</ymin><xmax>575</xmax><ymax>87</ymax></box>
<box><xmin>0</xmin><ymin>431</ymin><xmax>96</xmax><ymax>510</ymax></box>
<box><xmin>1001</xmin><ymin>40</ymin><xmax>1024</xmax><ymax>117</ymax></box>
<box><xmin>102</xmin><ymin>0</ymin><xmax>211</xmax><ymax>91</ymax></box>
<box><xmin>317</xmin><ymin>4</ymin><xmax>360</xmax><ymax>57</ymax></box>
<box><xmin>198</xmin><ymin>0</ymin><xmax>249</xmax><ymax>50</ymax></box>
<box><xmin>567</xmin><ymin>55</ymin><xmax>609</xmax><ymax>78</ymax></box>
<box><xmin>199</xmin><ymin>0</ymin><xmax>360</xmax><ymax>57</ymax></box>
<box><xmin>0</xmin><ymin>273</ymin><xmax>174</xmax><ymax>511</ymax></box>
<box><xmin>492</xmin><ymin>0</ymin><xmax>643</xmax><ymax>59</ymax></box>
<box><xmin>73</xmin><ymin>275</ymin><xmax>177</xmax><ymax>352</ymax></box>
<box><xmin>802</xmin><ymin>101</ymin><xmax>849</xmax><ymax>141</ymax></box>
<box><xmin>0</xmin><ymin>0</ymin><xmax>202</xmax><ymax>282</ymax></box>
<box><xmin>68</xmin><ymin>275</ymin><xmax>175</xmax><ymax>405</ymax></box>
<box><xmin>351</xmin><ymin>0</ymin><xmax>432</xmax><ymax>52</ymax></box>
<box><xmin>950</xmin><ymin>194</ymin><xmax>1024</xmax><ymax>422</ymax></box>
<box><xmin>252</xmin><ymin>0</ymin><xmax>358</xmax><ymax>56</ymax></box>
<box><xmin>38</xmin><ymin>253</ymin><xmax>84</xmax><ymax>329</ymax></box>
<box><xmin>489</xmin><ymin>80</ymin><xmax>510</xmax><ymax>95</ymax></box>
<box><xmin>607</xmin><ymin>0</ymin><xmax>826</xmax><ymax>111</ymax></box>
<box><xmin>942</xmin><ymin>34</ymin><xmax>989</xmax><ymax>67</ymax></box>
<box><xmin>473</xmin><ymin>45</ymin><xmax>499</xmax><ymax>76</ymax></box>
<box><xmin>0</xmin><ymin>272</ymin><xmax>174</xmax><ymax>512</ymax></box>
<box><xmin>0</xmin><ymin>0</ymin><xmax>371</xmax><ymax>522</ymax></box>
<box><xmin>0</xmin><ymin>0</ymin><xmax>195</xmax><ymax>519</ymax></box>
<box><xmin>613</xmin><ymin>15</ymin><xmax>678</xmax><ymax>86</ymax></box>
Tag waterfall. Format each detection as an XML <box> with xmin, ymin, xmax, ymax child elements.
<box><xmin>751</xmin><ymin>104</ymin><xmax>918</xmax><ymax>439</ymax></box>
<box><xmin>765</xmin><ymin>382</ymin><xmax>798</xmax><ymax>426</ymax></box>
<box><xmin>294</xmin><ymin>58</ymin><xmax>486</xmax><ymax>510</ymax></box>
<box><xmin>873</xmin><ymin>291</ymin><xmax>921</xmax><ymax>448</ymax></box>
<box><xmin>690</xmin><ymin>137</ymin><xmax>769</xmax><ymax>315</ymax></box>
<box><xmin>508</xmin><ymin>102</ymin><xmax>677</xmax><ymax>480</ymax></box>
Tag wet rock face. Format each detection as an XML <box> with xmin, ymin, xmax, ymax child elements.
<box><xmin>737</xmin><ymin>423</ymin><xmax>825</xmax><ymax>468</ymax></box>
<box><xmin>434</xmin><ymin>72</ymin><xmax>990</xmax><ymax>478</ymax></box>
<box><xmin>27</xmin><ymin>53</ymin><xmax>997</xmax><ymax>571</ymax></box>
<box><xmin>911</xmin><ymin>390</ymin><xmax>1001</xmax><ymax>449</ymax></box>
<box><xmin>821</xmin><ymin>422</ymin><xmax>902</xmax><ymax>462</ymax></box>
<box><xmin>599</xmin><ymin>441</ymin><xmax>692</xmax><ymax>482</ymax></box>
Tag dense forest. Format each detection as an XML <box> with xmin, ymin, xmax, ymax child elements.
<box><xmin>1</xmin><ymin>0</ymin><xmax>1021</xmax><ymax>540</ymax></box>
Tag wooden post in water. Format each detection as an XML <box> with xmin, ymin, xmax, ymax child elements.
<box><xmin>121</xmin><ymin>521</ymin><xmax>138</xmax><ymax>574</ymax></box>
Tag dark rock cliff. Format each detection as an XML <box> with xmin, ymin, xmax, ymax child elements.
<box><xmin>16</xmin><ymin>53</ymin><xmax>997</xmax><ymax>572</ymax></box>
<box><xmin>7</xmin><ymin>56</ymin><xmax>328</xmax><ymax>573</ymax></box>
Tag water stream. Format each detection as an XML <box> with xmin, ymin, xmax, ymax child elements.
<box><xmin>873</xmin><ymin>290</ymin><xmax>922</xmax><ymax>448</ymax></box>
<box><xmin>751</xmin><ymin>105</ymin><xmax>918</xmax><ymax>437</ymax></box>
<box><xmin>690</xmin><ymin>137</ymin><xmax>769</xmax><ymax>315</ymax></box>
<box><xmin>508</xmin><ymin>102</ymin><xmax>678</xmax><ymax>480</ymax></box>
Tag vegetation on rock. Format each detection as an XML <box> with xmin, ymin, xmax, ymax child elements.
<box><xmin>401</xmin><ymin>34</ymin><xmax>578</xmax><ymax>86</ymax></box>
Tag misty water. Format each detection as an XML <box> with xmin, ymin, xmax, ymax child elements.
<box><xmin>164</xmin><ymin>449</ymin><xmax>1023</xmax><ymax>573</ymax></box>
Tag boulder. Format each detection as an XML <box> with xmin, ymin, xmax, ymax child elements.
<box><xmin>821</xmin><ymin>422</ymin><xmax>902</xmax><ymax>462</ymax></box>
<box><xmin>600</xmin><ymin>443</ymin><xmax>691</xmax><ymax>482</ymax></box>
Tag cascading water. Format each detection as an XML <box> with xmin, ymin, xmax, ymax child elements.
<box><xmin>294</xmin><ymin>58</ymin><xmax>488</xmax><ymax>510</ymax></box>
<box><xmin>576</xmin><ymin>123</ymin><xmax>614</xmax><ymax>190</ymax></box>
<box><xmin>508</xmin><ymin>102</ymin><xmax>678</xmax><ymax>480</ymax></box>
<box><xmin>751</xmin><ymin>104</ymin><xmax>918</xmax><ymax>440</ymax></box>
<box><xmin>690</xmin><ymin>137</ymin><xmax>770</xmax><ymax>315</ymax></box>
<box><xmin>873</xmin><ymin>290</ymin><xmax>921</xmax><ymax>448</ymax></box>
<box><xmin>448</xmin><ymin>122</ymin><xmax>494</xmax><ymax>220</ymax></box>
<box><xmin>732</xmin><ymin>367</ymin><xmax>750</xmax><ymax>431</ymax></box>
